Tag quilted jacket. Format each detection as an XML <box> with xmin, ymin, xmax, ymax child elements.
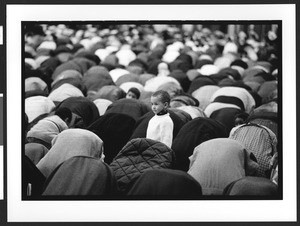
<box><xmin>110</xmin><ymin>138</ymin><xmax>176</xmax><ymax>193</ymax></box>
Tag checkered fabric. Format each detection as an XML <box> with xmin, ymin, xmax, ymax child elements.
<box><xmin>229</xmin><ymin>123</ymin><xmax>277</xmax><ymax>177</ymax></box>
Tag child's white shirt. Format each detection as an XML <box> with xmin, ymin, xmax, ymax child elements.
<box><xmin>146</xmin><ymin>113</ymin><xmax>174</xmax><ymax>148</ymax></box>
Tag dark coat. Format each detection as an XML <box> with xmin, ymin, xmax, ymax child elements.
<box><xmin>187</xmin><ymin>75</ymin><xmax>217</xmax><ymax>94</ymax></box>
<box><xmin>110</xmin><ymin>138</ymin><xmax>175</xmax><ymax>193</ymax></box>
<box><xmin>105</xmin><ymin>98</ymin><xmax>151</xmax><ymax>122</ymax></box>
<box><xmin>210</xmin><ymin>107</ymin><xmax>243</xmax><ymax>135</ymax></box>
<box><xmin>223</xmin><ymin>176</ymin><xmax>278</xmax><ymax>196</ymax></box>
<box><xmin>23</xmin><ymin>155</ymin><xmax>46</xmax><ymax>198</ymax></box>
<box><xmin>56</xmin><ymin>96</ymin><xmax>99</xmax><ymax>128</ymax></box>
<box><xmin>127</xmin><ymin>169</ymin><xmax>202</xmax><ymax>198</ymax></box>
<box><xmin>171</xmin><ymin>117</ymin><xmax>227</xmax><ymax>171</ymax></box>
<box><xmin>87</xmin><ymin>113</ymin><xmax>136</xmax><ymax>164</ymax></box>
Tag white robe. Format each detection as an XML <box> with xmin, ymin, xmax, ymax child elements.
<box><xmin>146</xmin><ymin>113</ymin><xmax>174</xmax><ymax>148</ymax></box>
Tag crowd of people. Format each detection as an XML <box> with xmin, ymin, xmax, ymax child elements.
<box><xmin>23</xmin><ymin>23</ymin><xmax>279</xmax><ymax>198</ymax></box>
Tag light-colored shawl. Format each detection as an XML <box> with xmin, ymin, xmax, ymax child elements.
<box><xmin>48</xmin><ymin>83</ymin><xmax>84</xmax><ymax>103</ymax></box>
<box><xmin>37</xmin><ymin>128</ymin><xmax>103</xmax><ymax>178</ymax></box>
<box><xmin>25</xmin><ymin>77</ymin><xmax>48</xmax><ymax>93</ymax></box>
<box><xmin>188</xmin><ymin>138</ymin><xmax>259</xmax><ymax>195</ymax></box>
<box><xmin>26</xmin><ymin>115</ymin><xmax>68</xmax><ymax>145</ymax></box>
<box><xmin>25</xmin><ymin>96</ymin><xmax>56</xmax><ymax>123</ymax></box>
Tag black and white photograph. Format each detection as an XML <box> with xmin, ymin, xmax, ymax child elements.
<box><xmin>22</xmin><ymin>21</ymin><xmax>281</xmax><ymax>199</ymax></box>
<box><xmin>6</xmin><ymin>4</ymin><xmax>296</xmax><ymax>222</ymax></box>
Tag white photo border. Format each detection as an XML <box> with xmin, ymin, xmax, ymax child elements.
<box><xmin>7</xmin><ymin>4</ymin><xmax>296</xmax><ymax>222</ymax></box>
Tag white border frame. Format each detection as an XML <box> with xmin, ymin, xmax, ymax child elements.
<box><xmin>7</xmin><ymin>4</ymin><xmax>296</xmax><ymax>222</ymax></box>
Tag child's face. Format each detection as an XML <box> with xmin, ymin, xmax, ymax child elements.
<box><xmin>150</xmin><ymin>96</ymin><xmax>168</xmax><ymax>115</ymax></box>
<box><xmin>126</xmin><ymin>91</ymin><xmax>138</xmax><ymax>99</ymax></box>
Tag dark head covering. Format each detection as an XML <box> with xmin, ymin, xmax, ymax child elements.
<box><xmin>210</xmin><ymin>107</ymin><xmax>243</xmax><ymax>135</ymax></box>
<box><xmin>73</xmin><ymin>50</ymin><xmax>101</xmax><ymax>65</ymax></box>
<box><xmin>257</xmin><ymin>81</ymin><xmax>277</xmax><ymax>104</ymax></box>
<box><xmin>115</xmin><ymin>73</ymin><xmax>139</xmax><ymax>86</ymax></box>
<box><xmin>56</xmin><ymin>96</ymin><xmax>99</xmax><ymax>128</ymax></box>
<box><xmin>128</xmin><ymin>58</ymin><xmax>148</xmax><ymax>72</ymax></box>
<box><xmin>23</xmin><ymin>155</ymin><xmax>46</xmax><ymax>198</ymax></box>
<box><xmin>168</xmin><ymin>70</ymin><xmax>191</xmax><ymax>93</ymax></box>
<box><xmin>105</xmin><ymin>98</ymin><xmax>151</xmax><ymax>122</ymax></box>
<box><xmin>127</xmin><ymin>169</ymin><xmax>202</xmax><ymax>198</ymax></box>
<box><xmin>147</xmin><ymin>58</ymin><xmax>162</xmax><ymax>75</ymax></box>
<box><xmin>169</xmin><ymin>57</ymin><xmax>193</xmax><ymax>73</ymax></box>
<box><xmin>195</xmin><ymin>59</ymin><xmax>213</xmax><ymax>69</ymax></box>
<box><xmin>42</xmin><ymin>156</ymin><xmax>118</xmax><ymax>196</ymax></box>
<box><xmin>230</xmin><ymin>59</ymin><xmax>248</xmax><ymax>69</ymax></box>
<box><xmin>38</xmin><ymin>57</ymin><xmax>61</xmax><ymax>84</ymax></box>
<box><xmin>218</xmin><ymin>67</ymin><xmax>241</xmax><ymax>80</ymax></box>
<box><xmin>52</xmin><ymin>57</ymin><xmax>96</xmax><ymax>81</ymax></box>
<box><xmin>172</xmin><ymin>117</ymin><xmax>227</xmax><ymax>171</ymax></box>
<box><xmin>223</xmin><ymin>176</ymin><xmax>278</xmax><ymax>196</ymax></box>
<box><xmin>87</xmin><ymin>113</ymin><xmax>136</xmax><ymax>164</ymax></box>
<box><xmin>83</xmin><ymin>66</ymin><xmax>114</xmax><ymax>92</ymax></box>
<box><xmin>25</xmin><ymin>89</ymin><xmax>48</xmax><ymax>99</ymax></box>
<box><xmin>187</xmin><ymin>75</ymin><xmax>217</xmax><ymax>94</ymax></box>
<box><xmin>88</xmin><ymin>85</ymin><xmax>126</xmax><ymax>102</ymax></box>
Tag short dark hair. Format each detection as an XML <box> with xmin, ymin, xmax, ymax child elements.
<box><xmin>235</xmin><ymin>112</ymin><xmax>249</xmax><ymax>121</ymax></box>
<box><xmin>128</xmin><ymin>87</ymin><xmax>140</xmax><ymax>99</ymax></box>
<box><xmin>55</xmin><ymin>107</ymin><xmax>72</xmax><ymax>121</ymax></box>
<box><xmin>152</xmin><ymin>90</ymin><xmax>171</xmax><ymax>104</ymax></box>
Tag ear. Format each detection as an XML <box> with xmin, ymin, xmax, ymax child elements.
<box><xmin>164</xmin><ymin>102</ymin><xmax>169</xmax><ymax>109</ymax></box>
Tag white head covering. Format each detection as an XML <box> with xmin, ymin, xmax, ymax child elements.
<box><xmin>116</xmin><ymin>45</ymin><xmax>136</xmax><ymax>67</ymax></box>
<box><xmin>162</xmin><ymin>50</ymin><xmax>180</xmax><ymax>63</ymax></box>
<box><xmin>157</xmin><ymin>62</ymin><xmax>170</xmax><ymax>77</ymax></box>
<box><xmin>25</xmin><ymin>58</ymin><xmax>38</xmax><ymax>70</ymax></box>
<box><xmin>48</xmin><ymin>83</ymin><xmax>84</xmax><ymax>103</ymax></box>
<box><xmin>191</xmin><ymin>85</ymin><xmax>220</xmax><ymax>111</ymax></box>
<box><xmin>25</xmin><ymin>96</ymin><xmax>55</xmax><ymax>123</ymax></box>
<box><xmin>93</xmin><ymin>98</ymin><xmax>113</xmax><ymax>116</ymax></box>
<box><xmin>198</xmin><ymin>64</ymin><xmax>220</xmax><ymax>76</ymax></box>
<box><xmin>144</xmin><ymin>76</ymin><xmax>181</xmax><ymax>92</ymax></box>
<box><xmin>109</xmin><ymin>68</ymin><xmax>130</xmax><ymax>83</ymax></box>
<box><xmin>223</xmin><ymin>42</ymin><xmax>238</xmax><ymax>54</ymax></box>
<box><xmin>37</xmin><ymin>41</ymin><xmax>57</xmax><ymax>50</ymax></box>
<box><xmin>94</xmin><ymin>48</ymin><xmax>110</xmax><ymax>61</ymax></box>
<box><xmin>25</xmin><ymin>77</ymin><xmax>48</xmax><ymax>92</ymax></box>
<box><xmin>214</xmin><ymin>56</ymin><xmax>232</xmax><ymax>70</ymax></box>
<box><xmin>37</xmin><ymin>129</ymin><xmax>104</xmax><ymax>178</ymax></box>
<box><xmin>79</xmin><ymin>38</ymin><xmax>93</xmax><ymax>50</ymax></box>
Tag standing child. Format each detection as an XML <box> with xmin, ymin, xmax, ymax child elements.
<box><xmin>146</xmin><ymin>90</ymin><xmax>174</xmax><ymax>148</ymax></box>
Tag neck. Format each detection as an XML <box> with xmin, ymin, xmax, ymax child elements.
<box><xmin>157</xmin><ymin>109</ymin><xmax>168</xmax><ymax>116</ymax></box>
